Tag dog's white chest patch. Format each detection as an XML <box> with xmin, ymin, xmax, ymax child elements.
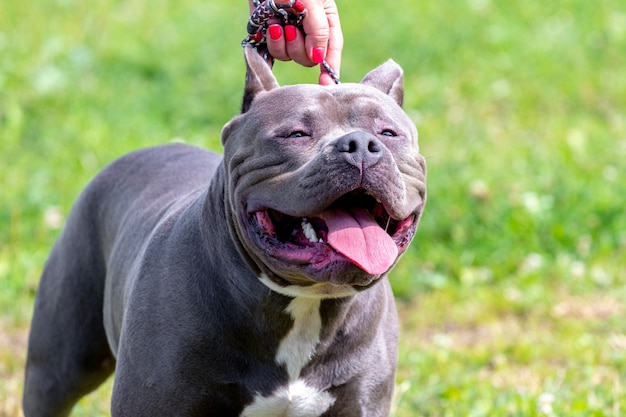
<box><xmin>240</xmin><ymin>380</ymin><xmax>335</xmax><ymax>417</ymax></box>
<box><xmin>276</xmin><ymin>297</ymin><xmax>322</xmax><ymax>380</ymax></box>
<box><xmin>240</xmin><ymin>297</ymin><xmax>335</xmax><ymax>417</ymax></box>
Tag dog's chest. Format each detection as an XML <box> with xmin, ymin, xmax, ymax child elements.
<box><xmin>240</xmin><ymin>297</ymin><xmax>335</xmax><ymax>416</ymax></box>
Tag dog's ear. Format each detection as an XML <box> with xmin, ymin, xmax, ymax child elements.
<box><xmin>360</xmin><ymin>60</ymin><xmax>404</xmax><ymax>107</ymax></box>
<box><xmin>242</xmin><ymin>47</ymin><xmax>279</xmax><ymax>113</ymax></box>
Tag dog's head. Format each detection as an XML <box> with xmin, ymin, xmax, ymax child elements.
<box><xmin>220</xmin><ymin>48</ymin><xmax>426</xmax><ymax>297</ymax></box>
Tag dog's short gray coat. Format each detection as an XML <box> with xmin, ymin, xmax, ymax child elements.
<box><xmin>23</xmin><ymin>48</ymin><xmax>426</xmax><ymax>416</ymax></box>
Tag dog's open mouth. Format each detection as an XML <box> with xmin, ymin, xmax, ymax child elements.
<box><xmin>250</xmin><ymin>190</ymin><xmax>417</xmax><ymax>277</ymax></box>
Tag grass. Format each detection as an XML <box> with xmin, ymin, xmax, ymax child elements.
<box><xmin>1</xmin><ymin>0</ymin><xmax>625</xmax><ymax>415</ymax></box>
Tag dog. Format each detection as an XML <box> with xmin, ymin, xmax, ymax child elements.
<box><xmin>23</xmin><ymin>47</ymin><xmax>426</xmax><ymax>416</ymax></box>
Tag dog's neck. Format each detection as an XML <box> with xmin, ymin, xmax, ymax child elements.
<box><xmin>199</xmin><ymin>165</ymin><xmax>390</xmax><ymax>367</ymax></box>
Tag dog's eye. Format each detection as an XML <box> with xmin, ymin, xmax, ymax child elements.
<box><xmin>380</xmin><ymin>129</ymin><xmax>398</xmax><ymax>137</ymax></box>
<box><xmin>285</xmin><ymin>131</ymin><xmax>309</xmax><ymax>139</ymax></box>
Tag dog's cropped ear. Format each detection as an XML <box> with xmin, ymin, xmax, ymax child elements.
<box><xmin>242</xmin><ymin>47</ymin><xmax>279</xmax><ymax>113</ymax></box>
<box><xmin>360</xmin><ymin>60</ymin><xmax>404</xmax><ymax>107</ymax></box>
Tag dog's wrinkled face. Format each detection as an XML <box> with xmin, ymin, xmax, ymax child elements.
<box><xmin>221</xmin><ymin>49</ymin><xmax>426</xmax><ymax>294</ymax></box>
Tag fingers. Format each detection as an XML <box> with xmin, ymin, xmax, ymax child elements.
<box><xmin>267</xmin><ymin>24</ymin><xmax>313</xmax><ymax>66</ymax></box>
<box><xmin>261</xmin><ymin>0</ymin><xmax>343</xmax><ymax>85</ymax></box>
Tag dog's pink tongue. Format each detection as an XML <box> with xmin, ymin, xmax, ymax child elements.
<box><xmin>320</xmin><ymin>208</ymin><xmax>398</xmax><ymax>275</ymax></box>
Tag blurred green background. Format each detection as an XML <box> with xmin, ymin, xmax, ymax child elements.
<box><xmin>1</xmin><ymin>0</ymin><xmax>625</xmax><ymax>415</ymax></box>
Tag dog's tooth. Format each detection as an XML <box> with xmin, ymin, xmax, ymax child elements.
<box><xmin>301</xmin><ymin>219</ymin><xmax>319</xmax><ymax>243</ymax></box>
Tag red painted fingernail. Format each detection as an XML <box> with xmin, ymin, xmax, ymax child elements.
<box><xmin>293</xmin><ymin>0</ymin><xmax>305</xmax><ymax>12</ymax></box>
<box><xmin>268</xmin><ymin>25</ymin><xmax>282</xmax><ymax>41</ymax></box>
<box><xmin>312</xmin><ymin>47</ymin><xmax>325</xmax><ymax>64</ymax></box>
<box><xmin>285</xmin><ymin>25</ymin><xmax>297</xmax><ymax>42</ymax></box>
<box><xmin>251</xmin><ymin>32</ymin><xmax>263</xmax><ymax>42</ymax></box>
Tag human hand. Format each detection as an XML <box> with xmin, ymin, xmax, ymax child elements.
<box><xmin>248</xmin><ymin>0</ymin><xmax>343</xmax><ymax>85</ymax></box>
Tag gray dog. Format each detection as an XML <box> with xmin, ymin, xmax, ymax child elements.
<box><xmin>23</xmin><ymin>48</ymin><xmax>426</xmax><ymax>416</ymax></box>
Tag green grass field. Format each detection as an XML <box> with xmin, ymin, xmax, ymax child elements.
<box><xmin>2</xmin><ymin>0</ymin><xmax>625</xmax><ymax>415</ymax></box>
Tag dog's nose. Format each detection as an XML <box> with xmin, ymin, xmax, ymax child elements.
<box><xmin>334</xmin><ymin>131</ymin><xmax>383</xmax><ymax>170</ymax></box>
